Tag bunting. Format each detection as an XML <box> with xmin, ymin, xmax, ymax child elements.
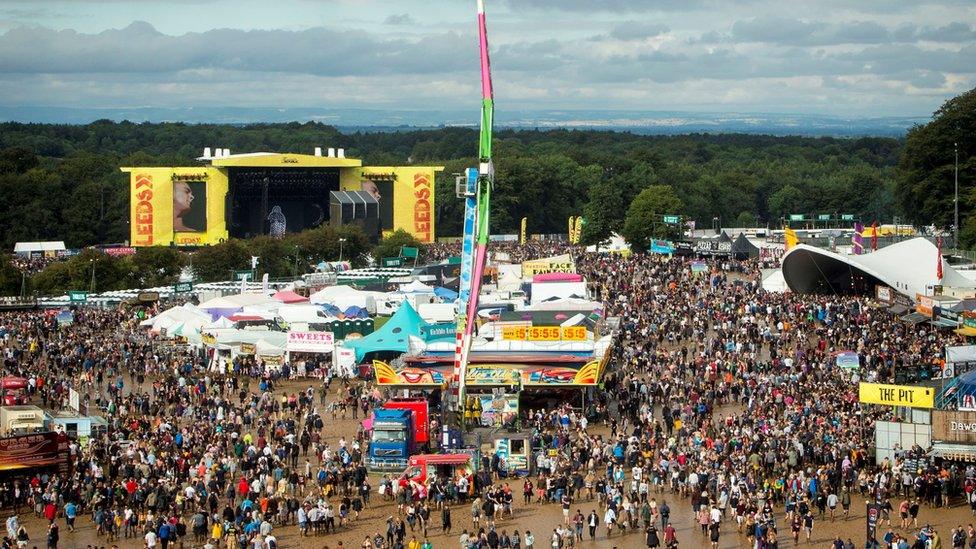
<box><xmin>853</xmin><ymin>222</ymin><xmax>864</xmax><ymax>255</ymax></box>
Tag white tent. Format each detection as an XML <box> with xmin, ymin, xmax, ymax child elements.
<box><xmin>205</xmin><ymin>317</ymin><xmax>235</xmax><ymax>329</ymax></box>
<box><xmin>275</xmin><ymin>304</ymin><xmax>330</xmax><ymax>324</ymax></box>
<box><xmin>399</xmin><ymin>280</ymin><xmax>435</xmax><ymax>294</ymax></box>
<box><xmin>525</xmin><ymin>297</ymin><xmax>602</xmax><ymax>311</ymax></box>
<box><xmin>309</xmin><ymin>285</ymin><xmax>378</xmax><ymax>314</ymax></box>
<box><xmin>585</xmin><ymin>233</ymin><xmax>630</xmax><ymax>253</ymax></box>
<box><xmin>782</xmin><ymin>237</ymin><xmax>975</xmax><ymax>297</ymax></box>
<box><xmin>255</xmin><ymin>337</ymin><xmax>286</xmax><ymax>356</ymax></box>
<box><xmin>761</xmin><ymin>269</ymin><xmax>789</xmax><ymax>293</ymax></box>
<box><xmin>495</xmin><ymin>264</ymin><xmax>524</xmax><ymax>291</ymax></box>
<box><xmin>140</xmin><ymin>303</ymin><xmax>211</xmax><ymax>332</ymax></box>
<box><xmin>198</xmin><ymin>293</ymin><xmax>276</xmax><ymax>310</ymax></box>
<box><xmin>530</xmin><ymin>281</ymin><xmax>588</xmax><ymax>304</ymax></box>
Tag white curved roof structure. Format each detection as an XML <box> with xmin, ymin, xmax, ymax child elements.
<box><xmin>781</xmin><ymin>237</ymin><xmax>974</xmax><ymax>297</ymax></box>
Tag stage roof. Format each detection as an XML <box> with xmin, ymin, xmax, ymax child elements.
<box><xmin>206</xmin><ymin>152</ymin><xmax>362</xmax><ymax>168</ymax></box>
<box><xmin>782</xmin><ymin>237</ymin><xmax>976</xmax><ymax>297</ymax></box>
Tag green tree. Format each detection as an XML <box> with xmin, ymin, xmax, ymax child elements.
<box><xmin>372</xmin><ymin>229</ymin><xmax>423</xmax><ymax>265</ymax></box>
<box><xmin>735</xmin><ymin>211</ymin><xmax>758</xmax><ymax>227</ymax></box>
<box><xmin>621</xmin><ymin>185</ymin><xmax>684</xmax><ymax>250</ymax></box>
<box><xmin>31</xmin><ymin>249</ymin><xmax>130</xmax><ymax>295</ymax></box>
<box><xmin>768</xmin><ymin>184</ymin><xmax>804</xmax><ymax>220</ymax></box>
<box><xmin>190</xmin><ymin>240</ymin><xmax>250</xmax><ymax>282</ymax></box>
<box><xmin>580</xmin><ymin>174</ymin><xmax>625</xmax><ymax>244</ymax></box>
<box><xmin>127</xmin><ymin>247</ymin><xmax>185</xmax><ymax>288</ymax></box>
<box><xmin>0</xmin><ymin>255</ymin><xmax>23</xmax><ymax>297</ymax></box>
<box><xmin>896</xmin><ymin>87</ymin><xmax>975</xmax><ymax>243</ymax></box>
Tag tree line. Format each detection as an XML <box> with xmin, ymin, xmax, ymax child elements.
<box><xmin>0</xmin><ymin>226</ymin><xmax>426</xmax><ymax>297</ymax></box>
<box><xmin>0</xmin><ymin>85</ymin><xmax>971</xmax><ymax>287</ymax></box>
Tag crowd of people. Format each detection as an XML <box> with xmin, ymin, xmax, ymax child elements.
<box><xmin>0</xmin><ymin>237</ymin><xmax>973</xmax><ymax>549</ymax></box>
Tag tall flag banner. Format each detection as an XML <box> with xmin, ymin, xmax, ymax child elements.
<box><xmin>937</xmin><ymin>236</ymin><xmax>944</xmax><ymax>280</ymax></box>
<box><xmin>455</xmin><ymin>0</ymin><xmax>496</xmax><ymax>412</ymax></box>
<box><xmin>853</xmin><ymin>222</ymin><xmax>864</xmax><ymax>255</ymax></box>
<box><xmin>784</xmin><ymin>227</ymin><xmax>799</xmax><ymax>251</ymax></box>
<box><xmin>568</xmin><ymin>216</ymin><xmax>576</xmax><ymax>242</ymax></box>
<box><xmin>573</xmin><ymin>216</ymin><xmax>583</xmax><ymax>244</ymax></box>
<box><xmin>871</xmin><ymin>220</ymin><xmax>878</xmax><ymax>251</ymax></box>
<box><xmin>519</xmin><ymin>217</ymin><xmax>527</xmax><ymax>245</ymax></box>
<box><xmin>452</xmin><ymin>167</ymin><xmax>478</xmax><ymax>411</ymax></box>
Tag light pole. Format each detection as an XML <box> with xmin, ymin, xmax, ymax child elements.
<box><xmin>955</xmin><ymin>142</ymin><xmax>959</xmax><ymax>248</ymax></box>
<box><xmin>89</xmin><ymin>259</ymin><xmax>96</xmax><ymax>293</ymax></box>
<box><xmin>338</xmin><ymin>238</ymin><xmax>347</xmax><ymax>262</ymax></box>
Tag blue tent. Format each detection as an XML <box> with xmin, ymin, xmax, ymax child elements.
<box><xmin>434</xmin><ymin>287</ymin><xmax>459</xmax><ymax>301</ymax></box>
<box><xmin>343</xmin><ymin>301</ymin><xmax>425</xmax><ymax>362</ymax></box>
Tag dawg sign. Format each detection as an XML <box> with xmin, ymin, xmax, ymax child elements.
<box><xmin>858</xmin><ymin>382</ymin><xmax>934</xmax><ymax>408</ymax></box>
<box><xmin>286</xmin><ymin>331</ymin><xmax>335</xmax><ymax>353</ymax></box>
<box><xmin>413</xmin><ymin>172</ymin><xmax>432</xmax><ymax>242</ymax></box>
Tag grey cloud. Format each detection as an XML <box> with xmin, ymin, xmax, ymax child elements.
<box><xmin>608</xmin><ymin>21</ymin><xmax>669</xmax><ymax>41</ymax></box>
<box><xmin>915</xmin><ymin>22</ymin><xmax>976</xmax><ymax>42</ymax></box>
<box><xmin>501</xmin><ymin>0</ymin><xmax>715</xmax><ymax>12</ymax></box>
<box><xmin>383</xmin><ymin>13</ymin><xmax>415</xmax><ymax>25</ymax></box>
<box><xmin>731</xmin><ymin>17</ymin><xmax>891</xmax><ymax>46</ymax></box>
<box><xmin>729</xmin><ymin>17</ymin><xmax>976</xmax><ymax>46</ymax></box>
<box><xmin>0</xmin><ymin>22</ymin><xmax>470</xmax><ymax>75</ymax></box>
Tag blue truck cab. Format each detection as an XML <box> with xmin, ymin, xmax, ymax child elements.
<box><xmin>368</xmin><ymin>408</ymin><xmax>415</xmax><ymax>471</ymax></box>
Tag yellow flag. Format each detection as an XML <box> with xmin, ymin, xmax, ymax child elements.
<box><xmin>573</xmin><ymin>216</ymin><xmax>583</xmax><ymax>244</ymax></box>
<box><xmin>520</xmin><ymin>217</ymin><xmax>527</xmax><ymax>245</ymax></box>
<box><xmin>568</xmin><ymin>217</ymin><xmax>576</xmax><ymax>242</ymax></box>
<box><xmin>784</xmin><ymin>227</ymin><xmax>799</xmax><ymax>251</ymax></box>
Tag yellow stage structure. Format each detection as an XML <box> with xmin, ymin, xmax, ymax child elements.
<box><xmin>121</xmin><ymin>150</ymin><xmax>442</xmax><ymax>247</ymax></box>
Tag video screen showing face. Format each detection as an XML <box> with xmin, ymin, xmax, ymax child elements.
<box><xmin>173</xmin><ymin>180</ymin><xmax>207</xmax><ymax>233</ymax></box>
<box><xmin>362</xmin><ymin>180</ymin><xmax>393</xmax><ymax>230</ymax></box>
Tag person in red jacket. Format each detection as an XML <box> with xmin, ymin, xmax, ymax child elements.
<box><xmin>43</xmin><ymin>502</ymin><xmax>56</xmax><ymax>523</ymax></box>
<box><xmin>663</xmin><ymin>522</ymin><xmax>677</xmax><ymax>548</ymax></box>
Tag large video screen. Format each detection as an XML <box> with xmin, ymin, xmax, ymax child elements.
<box><xmin>362</xmin><ymin>179</ymin><xmax>394</xmax><ymax>231</ymax></box>
<box><xmin>173</xmin><ymin>180</ymin><xmax>207</xmax><ymax>233</ymax></box>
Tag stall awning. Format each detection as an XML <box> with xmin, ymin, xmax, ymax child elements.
<box><xmin>888</xmin><ymin>304</ymin><xmax>909</xmax><ymax>316</ymax></box>
<box><xmin>932</xmin><ymin>318</ymin><xmax>960</xmax><ymax>329</ymax></box>
<box><xmin>930</xmin><ymin>443</ymin><xmax>976</xmax><ymax>462</ymax></box>
<box><xmin>900</xmin><ymin>312</ymin><xmax>929</xmax><ymax>325</ymax></box>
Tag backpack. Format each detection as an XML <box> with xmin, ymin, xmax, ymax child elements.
<box><xmin>268</xmin><ymin>538</ymin><xmax>277</xmax><ymax>549</ymax></box>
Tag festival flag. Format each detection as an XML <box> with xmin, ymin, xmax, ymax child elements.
<box><xmin>784</xmin><ymin>227</ymin><xmax>799</xmax><ymax>251</ymax></box>
<box><xmin>853</xmin><ymin>222</ymin><xmax>864</xmax><ymax>255</ymax></box>
<box><xmin>871</xmin><ymin>221</ymin><xmax>878</xmax><ymax>251</ymax></box>
<box><xmin>573</xmin><ymin>216</ymin><xmax>584</xmax><ymax>244</ymax></box>
<box><xmin>519</xmin><ymin>217</ymin><xmax>527</xmax><ymax>245</ymax></box>
<box><xmin>937</xmin><ymin>236</ymin><xmax>944</xmax><ymax>280</ymax></box>
<box><xmin>568</xmin><ymin>216</ymin><xmax>576</xmax><ymax>242</ymax></box>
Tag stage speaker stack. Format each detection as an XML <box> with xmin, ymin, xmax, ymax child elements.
<box><xmin>329</xmin><ymin>191</ymin><xmax>380</xmax><ymax>242</ymax></box>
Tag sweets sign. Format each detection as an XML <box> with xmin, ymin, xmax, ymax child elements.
<box><xmin>286</xmin><ymin>331</ymin><xmax>335</xmax><ymax>353</ymax></box>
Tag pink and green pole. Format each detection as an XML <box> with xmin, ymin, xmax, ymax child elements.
<box><xmin>455</xmin><ymin>0</ymin><xmax>495</xmax><ymax>409</ymax></box>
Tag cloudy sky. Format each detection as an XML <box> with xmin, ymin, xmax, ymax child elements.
<box><xmin>0</xmin><ymin>0</ymin><xmax>973</xmax><ymax>118</ymax></box>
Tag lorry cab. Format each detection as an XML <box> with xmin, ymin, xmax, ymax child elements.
<box><xmin>368</xmin><ymin>408</ymin><xmax>414</xmax><ymax>471</ymax></box>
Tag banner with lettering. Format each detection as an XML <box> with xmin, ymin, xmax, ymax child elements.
<box><xmin>286</xmin><ymin>331</ymin><xmax>335</xmax><ymax>353</ymax></box>
<box><xmin>858</xmin><ymin>382</ymin><xmax>934</xmax><ymax>408</ymax></box>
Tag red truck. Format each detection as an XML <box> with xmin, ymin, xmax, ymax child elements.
<box><xmin>382</xmin><ymin>398</ymin><xmax>430</xmax><ymax>445</ymax></box>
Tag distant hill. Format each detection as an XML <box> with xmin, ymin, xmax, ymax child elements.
<box><xmin>0</xmin><ymin>106</ymin><xmax>923</xmax><ymax>137</ymax></box>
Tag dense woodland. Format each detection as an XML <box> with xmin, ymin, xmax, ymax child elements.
<box><xmin>0</xmin><ymin>120</ymin><xmax>906</xmax><ymax>248</ymax></box>
<box><xmin>0</xmin><ymin>87</ymin><xmax>972</xmax><ymax>296</ymax></box>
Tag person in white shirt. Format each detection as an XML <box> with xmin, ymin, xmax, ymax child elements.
<box><xmin>145</xmin><ymin>530</ymin><xmax>158</xmax><ymax>548</ymax></box>
<box><xmin>604</xmin><ymin>507</ymin><xmax>617</xmax><ymax>536</ymax></box>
